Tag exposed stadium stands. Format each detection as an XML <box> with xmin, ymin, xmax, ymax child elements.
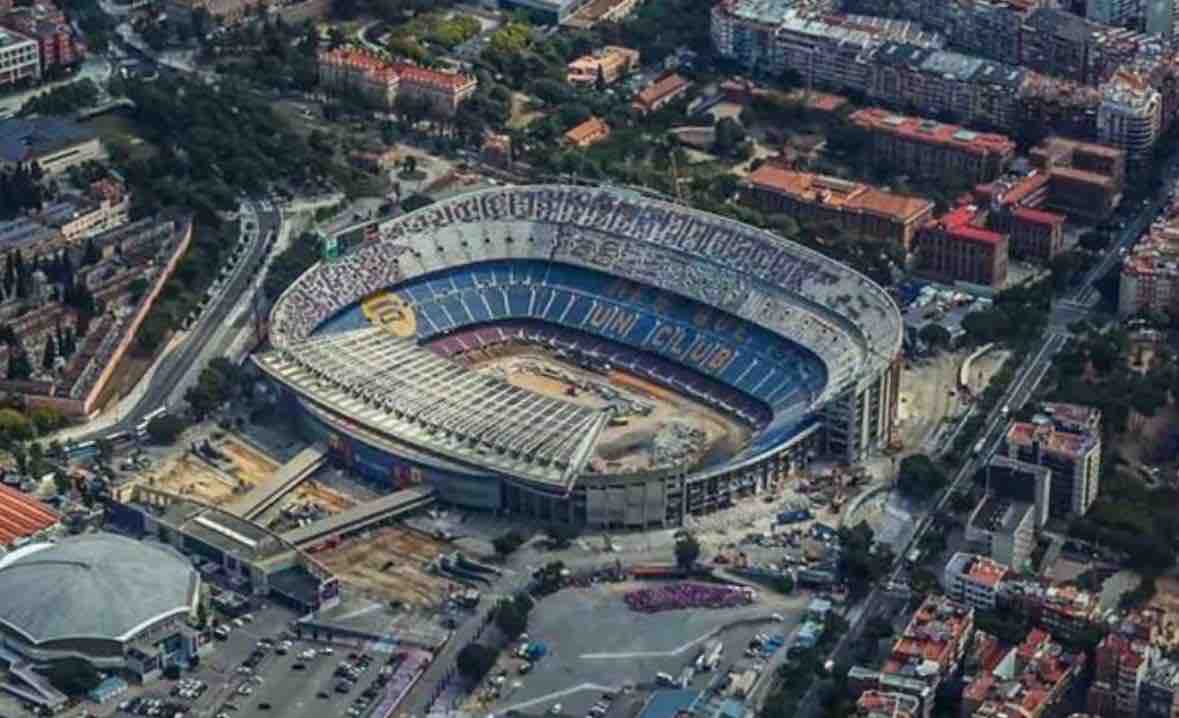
<box><xmin>258</xmin><ymin>185</ymin><xmax>903</xmax><ymax>528</ymax></box>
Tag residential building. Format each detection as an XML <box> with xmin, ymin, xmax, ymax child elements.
<box><xmin>566</xmin><ymin>46</ymin><xmax>639</xmax><ymax>86</ymax></box>
<box><xmin>710</xmin><ymin>0</ymin><xmax>814</xmax><ymax>74</ymax></box>
<box><xmin>914</xmin><ymin>205</ymin><xmax>1009</xmax><ymax>288</ymax></box>
<box><xmin>1098</xmin><ymin>69</ymin><xmax>1162</xmax><ymax>166</ymax></box>
<box><xmin>965</xmin><ymin>493</ymin><xmax>1037</xmax><ymax>571</ymax></box>
<box><xmin>1001</xmin><ymin>403</ymin><xmax>1102</xmax><ymax>519</ymax></box>
<box><xmin>1003</xmin><ymin>579</ymin><xmax>1103</xmax><ymax>642</ymax></box>
<box><xmin>0</xmin><ymin>117</ymin><xmax>104</xmax><ymax>175</ymax></box>
<box><xmin>1028</xmin><ymin>136</ymin><xmax>1126</xmax><ymax>221</ymax></box>
<box><xmin>855</xmin><ymin>690</ymin><xmax>919</xmax><ymax>718</ymax></box>
<box><xmin>943</xmin><ymin>0</ymin><xmax>1044</xmax><ymax>65</ymax></box>
<box><xmin>1017</xmin><ymin>73</ymin><xmax>1102</xmax><ymax>142</ymax></box>
<box><xmin>1089</xmin><ymin>629</ymin><xmax>1151</xmax><ymax>717</ymax></box>
<box><xmin>944</xmin><ymin>552</ymin><xmax>1009</xmax><ymax>610</ymax></box>
<box><xmin>882</xmin><ymin>595</ymin><xmax>974</xmax><ymax>698</ymax></box>
<box><xmin>850</xmin><ymin>107</ymin><xmax>1016</xmax><ymax>184</ymax></box>
<box><xmin>1145</xmin><ymin>0</ymin><xmax>1177</xmax><ymax>36</ymax></box>
<box><xmin>0</xmin><ymin>27</ymin><xmax>38</xmax><ymax>89</ymax></box>
<box><xmin>564</xmin><ymin>117</ymin><xmax>610</xmax><ymax>147</ymax></box>
<box><xmin>1020</xmin><ymin>8</ymin><xmax>1095</xmax><ymax>83</ymax></box>
<box><xmin>1</xmin><ymin>1</ymin><xmax>85</xmax><ymax>74</ymax></box>
<box><xmin>985</xmin><ymin>456</ymin><xmax>1051</xmax><ymax>528</ymax></box>
<box><xmin>631</xmin><ymin>73</ymin><xmax>692</xmax><ymax>115</ymax></box>
<box><xmin>317</xmin><ymin>48</ymin><xmax>398</xmax><ymax>110</ymax></box>
<box><xmin>1139</xmin><ymin>659</ymin><xmax>1179</xmax><ymax>718</ymax></box>
<box><xmin>742</xmin><ymin>165</ymin><xmax>934</xmax><ymax>251</ymax></box>
<box><xmin>1086</xmin><ymin>0</ymin><xmax>1138</xmax><ymax>27</ymax></box>
<box><xmin>388</xmin><ymin>61</ymin><xmax>477</xmax><ymax>116</ymax></box>
<box><xmin>1119</xmin><ymin>200</ymin><xmax>1179</xmax><ymax>317</ymax></box>
<box><xmin>962</xmin><ymin>628</ymin><xmax>1085</xmax><ymax>718</ymax></box>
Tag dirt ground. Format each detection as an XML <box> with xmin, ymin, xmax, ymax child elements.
<box><xmin>314</xmin><ymin>526</ymin><xmax>454</xmax><ymax>608</ymax></box>
<box><xmin>133</xmin><ymin>435</ymin><xmax>283</xmax><ymax>507</ymax></box>
<box><xmin>470</xmin><ymin>350</ymin><xmax>751</xmax><ymax>475</ymax></box>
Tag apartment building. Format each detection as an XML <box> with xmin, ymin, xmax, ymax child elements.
<box><xmin>914</xmin><ymin>205</ymin><xmax>1009</xmax><ymax>288</ymax></box>
<box><xmin>985</xmin><ymin>456</ymin><xmax>1051</xmax><ymax>528</ymax></box>
<box><xmin>1098</xmin><ymin>69</ymin><xmax>1162</xmax><ymax>166</ymax></box>
<box><xmin>0</xmin><ymin>27</ymin><xmax>38</xmax><ymax>89</ymax></box>
<box><xmin>882</xmin><ymin>595</ymin><xmax>974</xmax><ymax>697</ymax></box>
<box><xmin>1</xmin><ymin>1</ymin><xmax>85</xmax><ymax>74</ymax></box>
<box><xmin>565</xmin><ymin>45</ymin><xmax>639</xmax><ymax>86</ymax></box>
<box><xmin>854</xmin><ymin>690</ymin><xmax>919</xmax><ymax>718</ymax></box>
<box><xmin>1139</xmin><ymin>659</ymin><xmax>1179</xmax><ymax>718</ymax></box>
<box><xmin>1020</xmin><ymin>8</ymin><xmax>1095</xmax><ymax>83</ymax></box>
<box><xmin>943</xmin><ymin>0</ymin><xmax>1043</xmax><ymax>65</ymax></box>
<box><xmin>965</xmin><ymin>493</ymin><xmax>1036</xmax><ymax>571</ymax></box>
<box><xmin>962</xmin><ymin>629</ymin><xmax>1085</xmax><ymax>718</ymax></box>
<box><xmin>1089</xmin><ymin>630</ymin><xmax>1151</xmax><ymax>717</ymax></box>
<box><xmin>1000</xmin><ymin>403</ymin><xmax>1102</xmax><ymax>519</ymax></box>
<box><xmin>1087</xmin><ymin>0</ymin><xmax>1139</xmax><ymax>27</ymax></box>
<box><xmin>850</xmin><ymin>108</ymin><xmax>1016</xmax><ymax>184</ymax></box>
<box><xmin>1119</xmin><ymin>201</ymin><xmax>1179</xmax><ymax>317</ymax></box>
<box><xmin>944</xmin><ymin>552</ymin><xmax>1008</xmax><ymax>610</ymax></box>
<box><xmin>742</xmin><ymin>164</ymin><xmax>933</xmax><ymax>251</ymax></box>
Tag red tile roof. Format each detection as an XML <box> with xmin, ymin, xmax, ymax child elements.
<box><xmin>850</xmin><ymin>107</ymin><xmax>1016</xmax><ymax>157</ymax></box>
<box><xmin>1013</xmin><ymin>206</ymin><xmax>1066</xmax><ymax>226</ymax></box>
<box><xmin>936</xmin><ymin>205</ymin><xmax>1005</xmax><ymax>245</ymax></box>
<box><xmin>0</xmin><ymin>483</ymin><xmax>58</xmax><ymax>546</ymax></box>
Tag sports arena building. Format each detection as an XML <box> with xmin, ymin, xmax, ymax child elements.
<box><xmin>256</xmin><ymin>185</ymin><xmax>903</xmax><ymax>528</ymax></box>
<box><xmin>0</xmin><ymin>533</ymin><xmax>206</xmax><ymax>696</ymax></box>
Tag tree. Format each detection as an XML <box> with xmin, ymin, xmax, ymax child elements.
<box><xmin>713</xmin><ymin>117</ymin><xmax>746</xmax><ymax>157</ymax></box>
<box><xmin>147</xmin><ymin>414</ymin><xmax>188</xmax><ymax>444</ymax></box>
<box><xmin>545</xmin><ymin>524</ymin><xmax>579</xmax><ymax>550</ymax></box>
<box><xmin>456</xmin><ymin>643</ymin><xmax>496</xmax><ymax>683</ymax></box>
<box><xmin>494</xmin><ymin>594</ymin><xmax>531</xmax><ymax>639</ymax></box>
<box><xmin>918</xmin><ymin>323</ymin><xmax>952</xmax><ymax>351</ymax></box>
<box><xmin>896</xmin><ymin>454</ymin><xmax>947</xmax><ymax>500</ymax></box>
<box><xmin>41</xmin><ymin>336</ymin><xmax>56</xmax><ymax>372</ymax></box>
<box><xmin>0</xmin><ymin>408</ymin><xmax>32</xmax><ymax>444</ymax></box>
<box><xmin>41</xmin><ymin>657</ymin><xmax>101</xmax><ymax>696</ymax></box>
<box><xmin>492</xmin><ymin>529</ymin><xmax>526</xmax><ymax>557</ymax></box>
<box><xmin>674</xmin><ymin>531</ymin><xmax>700</xmax><ymax>569</ymax></box>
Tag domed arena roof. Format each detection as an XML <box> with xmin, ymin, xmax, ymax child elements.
<box><xmin>0</xmin><ymin>533</ymin><xmax>198</xmax><ymax>645</ymax></box>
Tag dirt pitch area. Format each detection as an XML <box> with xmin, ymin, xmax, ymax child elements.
<box><xmin>134</xmin><ymin>435</ymin><xmax>284</xmax><ymax>507</ymax></box>
<box><xmin>314</xmin><ymin>526</ymin><xmax>454</xmax><ymax>608</ymax></box>
<box><xmin>469</xmin><ymin>349</ymin><xmax>751</xmax><ymax>476</ymax></box>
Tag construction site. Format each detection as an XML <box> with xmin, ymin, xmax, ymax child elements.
<box><xmin>130</xmin><ymin>434</ymin><xmax>283</xmax><ymax>508</ymax></box>
<box><xmin>309</xmin><ymin>525</ymin><xmax>469</xmax><ymax>609</ymax></box>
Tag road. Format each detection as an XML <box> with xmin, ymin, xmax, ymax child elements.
<box><xmin>0</xmin><ymin>54</ymin><xmax>114</xmax><ymax>116</ymax></box>
<box><xmin>63</xmin><ymin>200</ymin><xmax>278</xmax><ymax>444</ymax></box>
<box><xmin>794</xmin><ymin>175</ymin><xmax>1179</xmax><ymax>716</ymax></box>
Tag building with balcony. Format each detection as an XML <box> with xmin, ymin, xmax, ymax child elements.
<box><xmin>882</xmin><ymin>595</ymin><xmax>974</xmax><ymax>698</ymax></box>
<box><xmin>1098</xmin><ymin>69</ymin><xmax>1162</xmax><ymax>166</ymax></box>
<box><xmin>944</xmin><ymin>552</ymin><xmax>1009</xmax><ymax>610</ymax></box>
<box><xmin>1119</xmin><ymin>201</ymin><xmax>1179</xmax><ymax>317</ymax></box>
<box><xmin>849</xmin><ymin>108</ymin><xmax>1016</xmax><ymax>185</ymax></box>
<box><xmin>742</xmin><ymin>164</ymin><xmax>933</xmax><ymax>251</ymax></box>
<box><xmin>1000</xmin><ymin>403</ymin><xmax>1102</xmax><ymax>519</ymax></box>
<box><xmin>962</xmin><ymin>628</ymin><xmax>1085</xmax><ymax>718</ymax></box>
<box><xmin>0</xmin><ymin>28</ymin><xmax>39</xmax><ymax>89</ymax></box>
<box><xmin>1089</xmin><ymin>628</ymin><xmax>1151</xmax><ymax>717</ymax></box>
<box><xmin>914</xmin><ymin>205</ymin><xmax>1008</xmax><ymax>288</ymax></box>
<box><xmin>1</xmin><ymin>1</ymin><xmax>85</xmax><ymax>74</ymax></box>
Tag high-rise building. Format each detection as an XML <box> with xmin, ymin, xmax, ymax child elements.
<box><xmin>1144</xmin><ymin>0</ymin><xmax>1177</xmax><ymax>35</ymax></box>
<box><xmin>1001</xmin><ymin>403</ymin><xmax>1102</xmax><ymax>519</ymax></box>
<box><xmin>1086</xmin><ymin>0</ymin><xmax>1138</xmax><ymax>27</ymax></box>
<box><xmin>1098</xmin><ymin>69</ymin><xmax>1163</xmax><ymax>166</ymax></box>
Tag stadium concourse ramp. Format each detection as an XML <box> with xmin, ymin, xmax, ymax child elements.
<box><xmin>225</xmin><ymin>445</ymin><xmax>328</xmax><ymax>521</ymax></box>
<box><xmin>281</xmin><ymin>486</ymin><xmax>436</xmax><ymax>548</ymax></box>
<box><xmin>0</xmin><ymin>644</ymin><xmax>67</xmax><ymax>710</ymax></box>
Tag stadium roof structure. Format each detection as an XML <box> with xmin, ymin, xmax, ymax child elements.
<box><xmin>0</xmin><ymin>534</ymin><xmax>198</xmax><ymax>645</ymax></box>
<box><xmin>255</xmin><ymin>328</ymin><xmax>610</xmax><ymax>492</ymax></box>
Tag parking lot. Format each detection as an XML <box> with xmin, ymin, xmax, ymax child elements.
<box><xmin>481</xmin><ymin>583</ymin><xmax>809</xmax><ymax>718</ymax></box>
